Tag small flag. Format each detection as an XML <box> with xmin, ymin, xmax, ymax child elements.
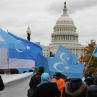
<box><xmin>92</xmin><ymin>45</ymin><xmax>97</xmax><ymax>57</ymax></box>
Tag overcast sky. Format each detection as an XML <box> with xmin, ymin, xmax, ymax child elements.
<box><xmin>0</xmin><ymin>0</ymin><xmax>97</xmax><ymax>46</ymax></box>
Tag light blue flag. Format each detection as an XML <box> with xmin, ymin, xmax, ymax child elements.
<box><xmin>8</xmin><ymin>32</ymin><xmax>43</xmax><ymax>60</ymax></box>
<box><xmin>0</xmin><ymin>28</ymin><xmax>25</xmax><ymax>49</ymax></box>
<box><xmin>35</xmin><ymin>54</ymin><xmax>49</xmax><ymax>73</ymax></box>
<box><xmin>55</xmin><ymin>45</ymin><xmax>78</xmax><ymax>65</ymax></box>
<box><xmin>48</xmin><ymin>57</ymin><xmax>84</xmax><ymax>78</ymax></box>
<box><xmin>92</xmin><ymin>45</ymin><xmax>97</xmax><ymax>57</ymax></box>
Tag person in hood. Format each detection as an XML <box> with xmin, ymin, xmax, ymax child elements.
<box><xmin>87</xmin><ymin>73</ymin><xmax>97</xmax><ymax>97</ymax></box>
<box><xmin>62</xmin><ymin>78</ymin><xmax>87</xmax><ymax>97</ymax></box>
<box><xmin>32</xmin><ymin>73</ymin><xmax>61</xmax><ymax>97</ymax></box>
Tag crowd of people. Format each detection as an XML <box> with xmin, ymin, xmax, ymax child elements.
<box><xmin>0</xmin><ymin>66</ymin><xmax>97</xmax><ymax>97</ymax></box>
<box><xmin>27</xmin><ymin>66</ymin><xmax>97</xmax><ymax>97</ymax></box>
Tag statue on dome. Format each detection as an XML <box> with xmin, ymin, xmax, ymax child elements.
<box><xmin>64</xmin><ymin>1</ymin><xmax>66</xmax><ymax>8</ymax></box>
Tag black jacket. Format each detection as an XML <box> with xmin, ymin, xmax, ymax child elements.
<box><xmin>29</xmin><ymin>74</ymin><xmax>41</xmax><ymax>88</ymax></box>
<box><xmin>0</xmin><ymin>76</ymin><xmax>4</xmax><ymax>91</ymax></box>
<box><xmin>32</xmin><ymin>82</ymin><xmax>61</xmax><ymax>97</ymax></box>
<box><xmin>27</xmin><ymin>87</ymin><xmax>36</xmax><ymax>97</ymax></box>
<box><xmin>88</xmin><ymin>85</ymin><xmax>97</xmax><ymax>97</ymax></box>
<box><xmin>28</xmin><ymin>74</ymin><xmax>41</xmax><ymax>97</ymax></box>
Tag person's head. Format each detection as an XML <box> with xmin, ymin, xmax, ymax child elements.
<box><xmin>37</xmin><ymin>66</ymin><xmax>44</xmax><ymax>75</ymax></box>
<box><xmin>41</xmin><ymin>73</ymin><xmax>50</xmax><ymax>83</ymax></box>
<box><xmin>54</xmin><ymin>72</ymin><xmax>62</xmax><ymax>80</ymax></box>
<box><xmin>37</xmin><ymin>73</ymin><xmax>50</xmax><ymax>87</ymax></box>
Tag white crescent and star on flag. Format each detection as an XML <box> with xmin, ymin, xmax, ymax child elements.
<box><xmin>60</xmin><ymin>52</ymin><xmax>70</xmax><ymax>62</ymax></box>
<box><xmin>53</xmin><ymin>52</ymin><xmax>70</xmax><ymax>72</ymax></box>
<box><xmin>15</xmin><ymin>40</ymin><xmax>30</xmax><ymax>53</ymax></box>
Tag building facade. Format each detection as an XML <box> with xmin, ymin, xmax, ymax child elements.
<box><xmin>43</xmin><ymin>2</ymin><xmax>84</xmax><ymax>58</ymax></box>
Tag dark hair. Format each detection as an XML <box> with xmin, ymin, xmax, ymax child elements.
<box><xmin>37</xmin><ymin>66</ymin><xmax>44</xmax><ymax>76</ymax></box>
<box><xmin>54</xmin><ymin>72</ymin><xmax>62</xmax><ymax>80</ymax></box>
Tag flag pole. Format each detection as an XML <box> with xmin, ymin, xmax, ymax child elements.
<box><xmin>7</xmin><ymin>50</ymin><xmax>10</xmax><ymax>73</ymax></box>
<box><xmin>87</xmin><ymin>55</ymin><xmax>93</xmax><ymax>66</ymax></box>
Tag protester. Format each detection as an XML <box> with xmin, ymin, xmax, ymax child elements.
<box><xmin>87</xmin><ymin>73</ymin><xmax>97</xmax><ymax>97</ymax></box>
<box><xmin>51</xmin><ymin>72</ymin><xmax>65</xmax><ymax>97</ymax></box>
<box><xmin>27</xmin><ymin>66</ymin><xmax>44</xmax><ymax>97</ymax></box>
<box><xmin>62</xmin><ymin>78</ymin><xmax>87</xmax><ymax>97</ymax></box>
<box><xmin>85</xmin><ymin>72</ymin><xmax>94</xmax><ymax>86</ymax></box>
<box><xmin>29</xmin><ymin>66</ymin><xmax>44</xmax><ymax>88</ymax></box>
<box><xmin>0</xmin><ymin>75</ymin><xmax>5</xmax><ymax>91</ymax></box>
<box><xmin>32</xmin><ymin>72</ymin><xmax>61</xmax><ymax>97</ymax></box>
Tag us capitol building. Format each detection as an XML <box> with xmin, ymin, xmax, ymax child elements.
<box><xmin>27</xmin><ymin>2</ymin><xmax>84</xmax><ymax>58</ymax></box>
<box><xmin>42</xmin><ymin>2</ymin><xmax>84</xmax><ymax>58</ymax></box>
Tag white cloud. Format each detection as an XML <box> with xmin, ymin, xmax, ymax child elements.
<box><xmin>0</xmin><ymin>0</ymin><xmax>97</xmax><ymax>46</ymax></box>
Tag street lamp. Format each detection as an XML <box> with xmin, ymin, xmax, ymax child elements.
<box><xmin>26</xmin><ymin>26</ymin><xmax>31</xmax><ymax>41</ymax></box>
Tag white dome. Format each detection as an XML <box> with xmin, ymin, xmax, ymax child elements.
<box><xmin>56</xmin><ymin>15</ymin><xmax>73</xmax><ymax>25</ymax></box>
<box><xmin>56</xmin><ymin>8</ymin><xmax>74</xmax><ymax>25</ymax></box>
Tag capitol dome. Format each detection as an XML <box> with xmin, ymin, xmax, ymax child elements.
<box><xmin>56</xmin><ymin>9</ymin><xmax>73</xmax><ymax>25</ymax></box>
<box><xmin>51</xmin><ymin>2</ymin><xmax>78</xmax><ymax>44</ymax></box>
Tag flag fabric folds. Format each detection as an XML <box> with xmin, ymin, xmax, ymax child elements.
<box><xmin>8</xmin><ymin>32</ymin><xmax>43</xmax><ymax>60</ymax></box>
<box><xmin>55</xmin><ymin>45</ymin><xmax>78</xmax><ymax>65</ymax></box>
<box><xmin>0</xmin><ymin>28</ymin><xmax>25</xmax><ymax>49</ymax></box>
<box><xmin>92</xmin><ymin>45</ymin><xmax>97</xmax><ymax>57</ymax></box>
<box><xmin>48</xmin><ymin>57</ymin><xmax>84</xmax><ymax>78</ymax></box>
<box><xmin>35</xmin><ymin>54</ymin><xmax>49</xmax><ymax>73</ymax></box>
